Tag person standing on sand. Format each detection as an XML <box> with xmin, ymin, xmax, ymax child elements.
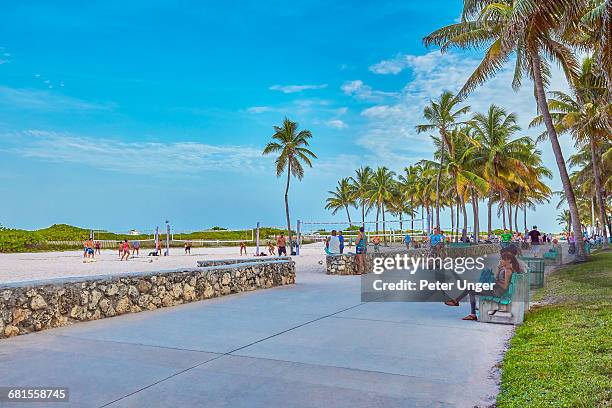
<box><xmin>132</xmin><ymin>240</ymin><xmax>140</xmax><ymax>256</ymax></box>
<box><xmin>95</xmin><ymin>240</ymin><xmax>101</xmax><ymax>255</ymax></box>
<box><xmin>239</xmin><ymin>241</ymin><xmax>247</xmax><ymax>256</ymax></box>
<box><xmin>338</xmin><ymin>231</ymin><xmax>345</xmax><ymax>254</ymax></box>
<box><xmin>277</xmin><ymin>234</ymin><xmax>287</xmax><ymax>256</ymax></box>
<box><xmin>355</xmin><ymin>227</ymin><xmax>367</xmax><ymax>274</ymax></box>
<box><xmin>86</xmin><ymin>238</ymin><xmax>95</xmax><ymax>259</ymax></box>
<box><xmin>268</xmin><ymin>241</ymin><xmax>275</xmax><ymax>255</ymax></box>
<box><xmin>83</xmin><ymin>239</ymin><xmax>88</xmax><ymax>258</ymax></box>
<box><xmin>121</xmin><ymin>239</ymin><xmax>131</xmax><ymax>261</ymax></box>
<box><xmin>184</xmin><ymin>240</ymin><xmax>192</xmax><ymax>255</ymax></box>
<box><xmin>118</xmin><ymin>241</ymin><xmax>124</xmax><ymax>258</ymax></box>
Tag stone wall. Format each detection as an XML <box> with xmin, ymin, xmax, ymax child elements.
<box><xmin>197</xmin><ymin>256</ymin><xmax>291</xmax><ymax>268</ymax></box>
<box><xmin>326</xmin><ymin>244</ymin><xmax>501</xmax><ymax>275</ymax></box>
<box><xmin>0</xmin><ymin>259</ymin><xmax>295</xmax><ymax>339</ymax></box>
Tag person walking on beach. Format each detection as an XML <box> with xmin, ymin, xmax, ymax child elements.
<box><xmin>239</xmin><ymin>241</ymin><xmax>247</xmax><ymax>256</ymax></box>
<box><xmin>355</xmin><ymin>227</ymin><xmax>367</xmax><ymax>274</ymax></box>
<box><xmin>404</xmin><ymin>233</ymin><xmax>412</xmax><ymax>250</ymax></box>
<box><xmin>94</xmin><ymin>240</ymin><xmax>101</xmax><ymax>255</ymax></box>
<box><xmin>277</xmin><ymin>234</ymin><xmax>287</xmax><ymax>256</ymax></box>
<box><xmin>338</xmin><ymin>230</ymin><xmax>345</xmax><ymax>254</ymax></box>
<box><xmin>118</xmin><ymin>241</ymin><xmax>124</xmax><ymax>258</ymax></box>
<box><xmin>132</xmin><ymin>240</ymin><xmax>140</xmax><ymax>256</ymax></box>
<box><xmin>372</xmin><ymin>235</ymin><xmax>381</xmax><ymax>253</ymax></box>
<box><xmin>267</xmin><ymin>241</ymin><xmax>275</xmax><ymax>255</ymax></box>
<box><xmin>184</xmin><ymin>240</ymin><xmax>192</xmax><ymax>255</ymax></box>
<box><xmin>500</xmin><ymin>229</ymin><xmax>512</xmax><ymax>248</ymax></box>
<box><xmin>325</xmin><ymin>230</ymin><xmax>341</xmax><ymax>255</ymax></box>
<box><xmin>121</xmin><ymin>239</ymin><xmax>131</xmax><ymax>261</ymax></box>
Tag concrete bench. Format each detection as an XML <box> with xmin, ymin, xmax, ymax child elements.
<box><xmin>478</xmin><ymin>272</ymin><xmax>529</xmax><ymax>325</ymax></box>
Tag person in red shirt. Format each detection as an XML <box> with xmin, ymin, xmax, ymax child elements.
<box><xmin>121</xmin><ymin>239</ymin><xmax>131</xmax><ymax>261</ymax></box>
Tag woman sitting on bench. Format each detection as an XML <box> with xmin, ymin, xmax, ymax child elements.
<box><xmin>444</xmin><ymin>250</ymin><xmax>519</xmax><ymax>321</ymax></box>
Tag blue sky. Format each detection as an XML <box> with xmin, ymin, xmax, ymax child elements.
<box><xmin>0</xmin><ymin>1</ymin><xmax>575</xmax><ymax>233</ymax></box>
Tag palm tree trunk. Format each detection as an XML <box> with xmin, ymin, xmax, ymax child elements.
<box><xmin>507</xmin><ymin>204</ymin><xmax>513</xmax><ymax>233</ymax></box>
<box><xmin>501</xmin><ymin>201</ymin><xmax>506</xmax><ymax>229</ymax></box>
<box><xmin>523</xmin><ymin>205</ymin><xmax>527</xmax><ymax>233</ymax></box>
<box><xmin>435</xmin><ymin>144</ymin><xmax>444</xmax><ymax>229</ymax></box>
<box><xmin>382</xmin><ymin>204</ymin><xmax>387</xmax><ymax>244</ymax></box>
<box><xmin>460</xmin><ymin>194</ymin><xmax>468</xmax><ymax>240</ymax></box>
<box><xmin>487</xmin><ymin>188</ymin><xmax>493</xmax><ymax>236</ymax></box>
<box><xmin>375</xmin><ymin>204</ymin><xmax>380</xmax><ymax>234</ymax></box>
<box><xmin>399</xmin><ymin>211</ymin><xmax>403</xmax><ymax>232</ymax></box>
<box><xmin>450</xmin><ymin>201</ymin><xmax>455</xmax><ymax>242</ymax></box>
<box><xmin>590</xmin><ymin>138</ymin><xmax>609</xmax><ymax>249</ymax></box>
<box><xmin>284</xmin><ymin>162</ymin><xmax>293</xmax><ymax>252</ymax></box>
<box><xmin>514</xmin><ymin>203</ymin><xmax>519</xmax><ymax>232</ymax></box>
<box><xmin>471</xmin><ymin>188</ymin><xmax>479</xmax><ymax>243</ymax></box>
<box><xmin>410</xmin><ymin>198</ymin><xmax>415</xmax><ymax>233</ymax></box>
<box><xmin>426</xmin><ymin>205</ymin><xmax>431</xmax><ymax>235</ymax></box>
<box><xmin>361</xmin><ymin>202</ymin><xmax>365</xmax><ymax>228</ymax></box>
<box><xmin>345</xmin><ymin>205</ymin><xmax>352</xmax><ymax>226</ymax></box>
<box><xmin>456</xmin><ymin>195</ymin><xmax>460</xmax><ymax>242</ymax></box>
<box><xmin>532</xmin><ymin>53</ymin><xmax>585</xmax><ymax>260</ymax></box>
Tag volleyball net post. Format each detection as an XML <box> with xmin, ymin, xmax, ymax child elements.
<box><xmin>256</xmin><ymin>222</ymin><xmax>261</xmax><ymax>255</ymax></box>
<box><xmin>296</xmin><ymin>220</ymin><xmax>301</xmax><ymax>256</ymax></box>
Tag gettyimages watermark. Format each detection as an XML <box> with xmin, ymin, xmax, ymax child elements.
<box><xmin>361</xmin><ymin>254</ymin><xmax>497</xmax><ymax>302</ymax></box>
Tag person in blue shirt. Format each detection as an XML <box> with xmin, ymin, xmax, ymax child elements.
<box><xmin>429</xmin><ymin>227</ymin><xmax>445</xmax><ymax>256</ymax></box>
<box><xmin>338</xmin><ymin>230</ymin><xmax>345</xmax><ymax>254</ymax></box>
<box><xmin>404</xmin><ymin>233</ymin><xmax>411</xmax><ymax>250</ymax></box>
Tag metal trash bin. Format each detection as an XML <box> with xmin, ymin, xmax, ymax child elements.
<box><xmin>521</xmin><ymin>257</ymin><xmax>545</xmax><ymax>289</ymax></box>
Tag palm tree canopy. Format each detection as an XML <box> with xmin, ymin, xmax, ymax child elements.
<box><xmin>262</xmin><ymin>117</ymin><xmax>317</xmax><ymax>179</ymax></box>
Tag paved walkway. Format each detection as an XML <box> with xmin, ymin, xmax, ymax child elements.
<box><xmin>0</xmin><ymin>251</ymin><xmax>512</xmax><ymax>407</ymax></box>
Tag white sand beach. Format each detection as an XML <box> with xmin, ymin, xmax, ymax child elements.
<box><xmin>0</xmin><ymin>243</ymin><xmax>329</xmax><ymax>284</ymax></box>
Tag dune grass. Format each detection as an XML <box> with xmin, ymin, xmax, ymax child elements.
<box><xmin>497</xmin><ymin>251</ymin><xmax>612</xmax><ymax>407</ymax></box>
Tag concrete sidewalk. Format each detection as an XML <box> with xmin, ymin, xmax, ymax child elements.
<box><xmin>0</xmin><ymin>255</ymin><xmax>512</xmax><ymax>407</ymax></box>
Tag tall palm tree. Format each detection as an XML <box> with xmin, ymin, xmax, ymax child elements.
<box><xmin>263</xmin><ymin>117</ymin><xmax>317</xmax><ymax>251</ymax></box>
<box><xmin>367</xmin><ymin>167</ymin><xmax>396</xmax><ymax>239</ymax></box>
<box><xmin>531</xmin><ymin>57</ymin><xmax>610</xmax><ymax>249</ymax></box>
<box><xmin>325</xmin><ymin>178</ymin><xmax>356</xmax><ymax>225</ymax></box>
<box><xmin>349</xmin><ymin>166</ymin><xmax>374</xmax><ymax>227</ymax></box>
<box><xmin>424</xmin><ymin>0</ymin><xmax>588</xmax><ymax>259</ymax></box>
<box><xmin>416</xmin><ymin>91</ymin><xmax>470</xmax><ymax>230</ymax></box>
<box><xmin>398</xmin><ymin>165</ymin><xmax>421</xmax><ymax>233</ymax></box>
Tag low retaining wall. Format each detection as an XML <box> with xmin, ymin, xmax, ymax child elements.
<box><xmin>197</xmin><ymin>256</ymin><xmax>291</xmax><ymax>267</ymax></box>
<box><xmin>0</xmin><ymin>259</ymin><xmax>295</xmax><ymax>339</ymax></box>
<box><xmin>326</xmin><ymin>244</ymin><xmax>501</xmax><ymax>275</ymax></box>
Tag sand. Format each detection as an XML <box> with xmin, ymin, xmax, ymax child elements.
<box><xmin>0</xmin><ymin>243</ymin><xmax>329</xmax><ymax>284</ymax></box>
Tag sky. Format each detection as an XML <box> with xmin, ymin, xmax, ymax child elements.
<box><xmin>0</xmin><ymin>0</ymin><xmax>576</xmax><ymax>233</ymax></box>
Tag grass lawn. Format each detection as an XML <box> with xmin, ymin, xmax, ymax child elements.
<box><xmin>497</xmin><ymin>251</ymin><xmax>612</xmax><ymax>407</ymax></box>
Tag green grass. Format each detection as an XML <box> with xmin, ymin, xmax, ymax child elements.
<box><xmin>497</xmin><ymin>251</ymin><xmax>612</xmax><ymax>407</ymax></box>
<box><xmin>0</xmin><ymin>224</ymin><xmax>293</xmax><ymax>253</ymax></box>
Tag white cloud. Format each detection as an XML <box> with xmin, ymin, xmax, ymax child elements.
<box><xmin>246</xmin><ymin>106</ymin><xmax>274</xmax><ymax>114</ymax></box>
<box><xmin>369</xmin><ymin>51</ymin><xmax>439</xmax><ymax>75</ymax></box>
<box><xmin>341</xmin><ymin>80</ymin><xmax>397</xmax><ymax>101</ymax></box>
<box><xmin>7</xmin><ymin>130</ymin><xmax>267</xmax><ymax>175</ymax></box>
<box><xmin>0</xmin><ymin>86</ymin><xmax>113</xmax><ymax>112</ymax></box>
<box><xmin>269</xmin><ymin>84</ymin><xmax>328</xmax><ymax>93</ymax></box>
<box><xmin>325</xmin><ymin>119</ymin><xmax>348</xmax><ymax>129</ymax></box>
<box><xmin>354</xmin><ymin>49</ymin><xmax>575</xmax><ymax>186</ymax></box>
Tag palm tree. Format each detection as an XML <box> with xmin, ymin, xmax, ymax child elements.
<box><xmin>349</xmin><ymin>166</ymin><xmax>374</xmax><ymax>227</ymax></box>
<box><xmin>424</xmin><ymin>0</ymin><xmax>588</xmax><ymax>259</ymax></box>
<box><xmin>398</xmin><ymin>165</ymin><xmax>421</xmax><ymax>233</ymax></box>
<box><xmin>531</xmin><ymin>57</ymin><xmax>610</xmax><ymax>249</ymax></box>
<box><xmin>416</xmin><ymin>91</ymin><xmax>470</xmax><ymax>230</ymax></box>
<box><xmin>557</xmin><ymin>210</ymin><xmax>572</xmax><ymax>232</ymax></box>
<box><xmin>367</xmin><ymin>167</ymin><xmax>396</xmax><ymax>239</ymax></box>
<box><xmin>469</xmin><ymin>105</ymin><xmax>537</xmax><ymax>236</ymax></box>
<box><xmin>325</xmin><ymin>178</ymin><xmax>356</xmax><ymax>225</ymax></box>
<box><xmin>263</xmin><ymin>117</ymin><xmax>317</xmax><ymax>251</ymax></box>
